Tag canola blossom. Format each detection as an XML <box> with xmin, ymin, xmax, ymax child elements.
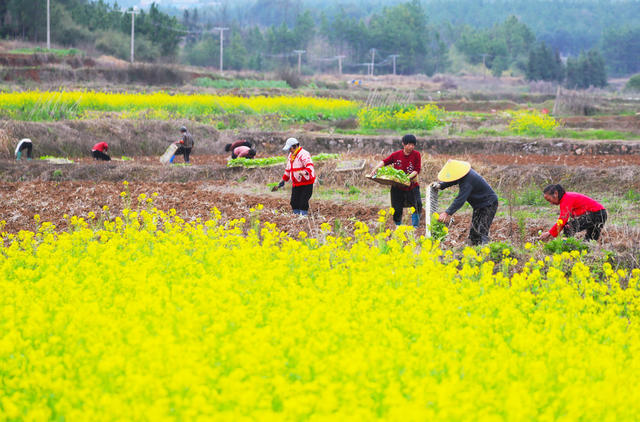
<box><xmin>509</xmin><ymin>110</ymin><xmax>559</xmax><ymax>134</ymax></box>
<box><xmin>0</xmin><ymin>91</ymin><xmax>359</xmax><ymax>122</ymax></box>
<box><xmin>1</xmin><ymin>205</ymin><xmax>640</xmax><ymax>420</ymax></box>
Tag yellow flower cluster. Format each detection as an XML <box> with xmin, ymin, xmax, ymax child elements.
<box><xmin>0</xmin><ymin>91</ymin><xmax>359</xmax><ymax>122</ymax></box>
<box><xmin>357</xmin><ymin>104</ymin><xmax>444</xmax><ymax>130</ymax></box>
<box><xmin>509</xmin><ymin>110</ymin><xmax>559</xmax><ymax>134</ymax></box>
<box><xmin>1</xmin><ymin>205</ymin><xmax>640</xmax><ymax>419</ymax></box>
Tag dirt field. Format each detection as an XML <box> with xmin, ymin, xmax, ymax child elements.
<box><xmin>1</xmin><ymin>180</ymin><xmax>638</xmax><ymax>261</ymax></box>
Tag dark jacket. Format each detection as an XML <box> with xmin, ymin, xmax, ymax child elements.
<box><xmin>181</xmin><ymin>132</ymin><xmax>194</xmax><ymax>148</ymax></box>
<box><xmin>440</xmin><ymin>169</ymin><xmax>498</xmax><ymax>215</ymax></box>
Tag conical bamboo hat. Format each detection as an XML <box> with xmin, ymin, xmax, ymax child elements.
<box><xmin>437</xmin><ymin>159</ymin><xmax>471</xmax><ymax>182</ymax></box>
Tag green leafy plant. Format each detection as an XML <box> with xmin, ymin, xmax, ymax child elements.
<box><xmin>374</xmin><ymin>166</ymin><xmax>411</xmax><ymax>185</ymax></box>
<box><xmin>543</xmin><ymin>237</ymin><xmax>589</xmax><ymax>254</ymax></box>
<box><xmin>429</xmin><ymin>213</ymin><xmax>449</xmax><ymax>242</ymax></box>
<box><xmin>486</xmin><ymin>241</ymin><xmax>515</xmax><ymax>262</ymax></box>
<box><xmin>228</xmin><ymin>157</ymin><xmax>286</xmax><ymax>168</ymax></box>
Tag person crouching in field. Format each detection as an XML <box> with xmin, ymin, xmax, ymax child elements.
<box><xmin>225</xmin><ymin>139</ymin><xmax>252</xmax><ymax>158</ymax></box>
<box><xmin>539</xmin><ymin>184</ymin><xmax>607</xmax><ymax>242</ymax></box>
<box><xmin>92</xmin><ymin>141</ymin><xmax>110</xmax><ymax>161</ymax></box>
<box><xmin>231</xmin><ymin>145</ymin><xmax>256</xmax><ymax>159</ymax></box>
<box><xmin>15</xmin><ymin>138</ymin><xmax>33</xmax><ymax>160</ymax></box>
<box><xmin>433</xmin><ymin>160</ymin><xmax>498</xmax><ymax>246</ymax></box>
<box><xmin>271</xmin><ymin>137</ymin><xmax>315</xmax><ymax>215</ymax></box>
<box><xmin>370</xmin><ymin>134</ymin><xmax>422</xmax><ymax>228</ymax></box>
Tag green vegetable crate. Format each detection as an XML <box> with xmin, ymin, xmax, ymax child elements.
<box><xmin>367</xmin><ymin>167</ymin><xmax>411</xmax><ymax>187</ymax></box>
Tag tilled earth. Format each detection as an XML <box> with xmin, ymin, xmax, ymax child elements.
<box><xmin>1</xmin><ymin>181</ymin><xmax>638</xmax><ymax>260</ymax></box>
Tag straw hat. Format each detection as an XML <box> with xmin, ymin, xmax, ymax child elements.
<box><xmin>437</xmin><ymin>159</ymin><xmax>471</xmax><ymax>182</ymax></box>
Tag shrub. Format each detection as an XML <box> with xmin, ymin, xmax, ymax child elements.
<box><xmin>625</xmin><ymin>74</ymin><xmax>640</xmax><ymax>92</ymax></box>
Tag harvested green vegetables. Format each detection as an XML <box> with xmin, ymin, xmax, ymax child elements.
<box><xmin>227</xmin><ymin>153</ymin><xmax>339</xmax><ymax>168</ymax></box>
<box><xmin>375</xmin><ymin>166</ymin><xmax>411</xmax><ymax>184</ymax></box>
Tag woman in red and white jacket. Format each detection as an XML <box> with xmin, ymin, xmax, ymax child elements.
<box><xmin>539</xmin><ymin>184</ymin><xmax>607</xmax><ymax>241</ymax></box>
<box><xmin>272</xmin><ymin>137</ymin><xmax>315</xmax><ymax>215</ymax></box>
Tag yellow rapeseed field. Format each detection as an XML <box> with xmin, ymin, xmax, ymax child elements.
<box><xmin>1</xmin><ymin>198</ymin><xmax>640</xmax><ymax>420</ymax></box>
<box><xmin>0</xmin><ymin>90</ymin><xmax>359</xmax><ymax>122</ymax></box>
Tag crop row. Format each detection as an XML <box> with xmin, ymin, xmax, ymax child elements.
<box><xmin>0</xmin><ymin>91</ymin><xmax>566</xmax><ymax>135</ymax></box>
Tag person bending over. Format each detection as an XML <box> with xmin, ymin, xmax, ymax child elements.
<box><xmin>539</xmin><ymin>184</ymin><xmax>607</xmax><ymax>242</ymax></box>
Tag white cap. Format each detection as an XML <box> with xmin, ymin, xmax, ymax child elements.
<box><xmin>282</xmin><ymin>137</ymin><xmax>299</xmax><ymax>151</ymax></box>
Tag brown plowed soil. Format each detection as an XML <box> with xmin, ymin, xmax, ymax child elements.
<box><xmin>1</xmin><ymin>181</ymin><xmax>638</xmax><ymax>261</ymax></box>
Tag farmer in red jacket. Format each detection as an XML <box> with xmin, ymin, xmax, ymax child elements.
<box><xmin>271</xmin><ymin>137</ymin><xmax>315</xmax><ymax>215</ymax></box>
<box><xmin>91</xmin><ymin>141</ymin><xmax>110</xmax><ymax>161</ymax></box>
<box><xmin>539</xmin><ymin>184</ymin><xmax>607</xmax><ymax>241</ymax></box>
<box><xmin>370</xmin><ymin>134</ymin><xmax>422</xmax><ymax>228</ymax></box>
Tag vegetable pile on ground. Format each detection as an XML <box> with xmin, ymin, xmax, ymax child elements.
<box><xmin>227</xmin><ymin>153</ymin><xmax>339</xmax><ymax>168</ymax></box>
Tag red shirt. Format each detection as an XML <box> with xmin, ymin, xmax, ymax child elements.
<box><xmin>382</xmin><ymin>150</ymin><xmax>421</xmax><ymax>191</ymax></box>
<box><xmin>92</xmin><ymin>142</ymin><xmax>108</xmax><ymax>152</ymax></box>
<box><xmin>549</xmin><ymin>192</ymin><xmax>605</xmax><ymax>237</ymax></box>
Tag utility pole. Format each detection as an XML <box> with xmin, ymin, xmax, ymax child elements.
<box><xmin>370</xmin><ymin>48</ymin><xmax>376</xmax><ymax>76</ymax></box>
<box><xmin>127</xmin><ymin>7</ymin><xmax>140</xmax><ymax>63</ymax></box>
<box><xmin>390</xmin><ymin>54</ymin><xmax>400</xmax><ymax>75</ymax></box>
<box><xmin>46</xmin><ymin>0</ymin><xmax>51</xmax><ymax>49</ymax></box>
<box><xmin>213</xmin><ymin>27</ymin><xmax>229</xmax><ymax>73</ymax></box>
<box><xmin>293</xmin><ymin>50</ymin><xmax>306</xmax><ymax>74</ymax></box>
<box><xmin>336</xmin><ymin>55</ymin><xmax>346</xmax><ymax>75</ymax></box>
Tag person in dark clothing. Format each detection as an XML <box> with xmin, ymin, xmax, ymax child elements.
<box><xmin>370</xmin><ymin>134</ymin><xmax>422</xmax><ymax>228</ymax></box>
<box><xmin>433</xmin><ymin>160</ymin><xmax>498</xmax><ymax>245</ymax></box>
<box><xmin>92</xmin><ymin>141</ymin><xmax>111</xmax><ymax>161</ymax></box>
<box><xmin>15</xmin><ymin>138</ymin><xmax>33</xmax><ymax>160</ymax></box>
<box><xmin>171</xmin><ymin>126</ymin><xmax>194</xmax><ymax>164</ymax></box>
<box><xmin>539</xmin><ymin>184</ymin><xmax>607</xmax><ymax>242</ymax></box>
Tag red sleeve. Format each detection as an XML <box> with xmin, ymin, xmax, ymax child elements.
<box><xmin>382</xmin><ymin>151</ymin><xmax>398</xmax><ymax>166</ymax></box>
<box><xmin>549</xmin><ymin>200</ymin><xmax>571</xmax><ymax>237</ymax></box>
<box><xmin>282</xmin><ymin>157</ymin><xmax>291</xmax><ymax>181</ymax></box>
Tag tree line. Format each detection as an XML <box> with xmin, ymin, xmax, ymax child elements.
<box><xmin>1</xmin><ymin>0</ymin><xmax>638</xmax><ymax>86</ymax></box>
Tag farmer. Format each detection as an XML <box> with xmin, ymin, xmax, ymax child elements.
<box><xmin>171</xmin><ymin>126</ymin><xmax>194</xmax><ymax>164</ymax></box>
<box><xmin>271</xmin><ymin>137</ymin><xmax>315</xmax><ymax>215</ymax></box>
<box><xmin>231</xmin><ymin>145</ymin><xmax>256</xmax><ymax>159</ymax></box>
<box><xmin>91</xmin><ymin>141</ymin><xmax>110</xmax><ymax>161</ymax></box>
<box><xmin>15</xmin><ymin>138</ymin><xmax>33</xmax><ymax>160</ymax></box>
<box><xmin>225</xmin><ymin>139</ymin><xmax>252</xmax><ymax>157</ymax></box>
<box><xmin>370</xmin><ymin>134</ymin><xmax>422</xmax><ymax>228</ymax></box>
<box><xmin>433</xmin><ymin>160</ymin><xmax>498</xmax><ymax>245</ymax></box>
<box><xmin>539</xmin><ymin>184</ymin><xmax>607</xmax><ymax>242</ymax></box>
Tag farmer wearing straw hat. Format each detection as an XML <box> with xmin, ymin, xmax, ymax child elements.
<box><xmin>271</xmin><ymin>137</ymin><xmax>315</xmax><ymax>215</ymax></box>
<box><xmin>433</xmin><ymin>160</ymin><xmax>498</xmax><ymax>245</ymax></box>
<box><xmin>370</xmin><ymin>134</ymin><xmax>422</xmax><ymax>228</ymax></box>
